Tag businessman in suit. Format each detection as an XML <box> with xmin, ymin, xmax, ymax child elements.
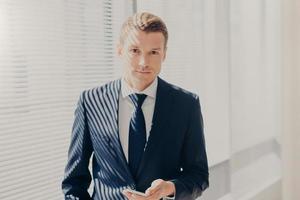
<box><xmin>62</xmin><ymin>12</ymin><xmax>209</xmax><ymax>200</ymax></box>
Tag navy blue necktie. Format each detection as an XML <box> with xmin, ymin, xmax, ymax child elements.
<box><xmin>128</xmin><ymin>93</ymin><xmax>147</xmax><ymax>180</ymax></box>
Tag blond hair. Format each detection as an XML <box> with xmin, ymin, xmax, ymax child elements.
<box><xmin>119</xmin><ymin>12</ymin><xmax>168</xmax><ymax>49</ymax></box>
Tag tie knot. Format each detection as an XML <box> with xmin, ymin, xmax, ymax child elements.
<box><xmin>129</xmin><ymin>93</ymin><xmax>147</xmax><ymax>108</ymax></box>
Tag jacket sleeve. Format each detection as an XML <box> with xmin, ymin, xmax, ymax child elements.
<box><xmin>62</xmin><ymin>91</ymin><xmax>93</xmax><ymax>200</ymax></box>
<box><xmin>171</xmin><ymin>95</ymin><xmax>209</xmax><ymax>200</ymax></box>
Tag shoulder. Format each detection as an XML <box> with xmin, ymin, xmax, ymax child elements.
<box><xmin>80</xmin><ymin>79</ymin><xmax>121</xmax><ymax>98</ymax></box>
<box><xmin>159</xmin><ymin>77</ymin><xmax>199</xmax><ymax>103</ymax></box>
<box><xmin>77</xmin><ymin>79</ymin><xmax>121</xmax><ymax>104</ymax></box>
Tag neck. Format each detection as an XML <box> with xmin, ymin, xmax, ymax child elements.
<box><xmin>124</xmin><ymin>77</ymin><xmax>154</xmax><ymax>92</ymax></box>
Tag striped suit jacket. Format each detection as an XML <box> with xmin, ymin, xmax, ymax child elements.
<box><xmin>62</xmin><ymin>77</ymin><xmax>209</xmax><ymax>200</ymax></box>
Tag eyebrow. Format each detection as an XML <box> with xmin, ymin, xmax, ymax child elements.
<box><xmin>129</xmin><ymin>46</ymin><xmax>162</xmax><ymax>51</ymax></box>
<box><xmin>151</xmin><ymin>48</ymin><xmax>161</xmax><ymax>51</ymax></box>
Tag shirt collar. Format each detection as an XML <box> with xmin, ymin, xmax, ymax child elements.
<box><xmin>121</xmin><ymin>77</ymin><xmax>158</xmax><ymax>99</ymax></box>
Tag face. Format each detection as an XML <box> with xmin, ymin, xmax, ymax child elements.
<box><xmin>118</xmin><ymin>29</ymin><xmax>166</xmax><ymax>91</ymax></box>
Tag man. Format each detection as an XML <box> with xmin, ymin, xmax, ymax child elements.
<box><xmin>62</xmin><ymin>12</ymin><xmax>209</xmax><ymax>200</ymax></box>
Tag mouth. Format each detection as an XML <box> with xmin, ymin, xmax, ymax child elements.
<box><xmin>135</xmin><ymin>70</ymin><xmax>151</xmax><ymax>74</ymax></box>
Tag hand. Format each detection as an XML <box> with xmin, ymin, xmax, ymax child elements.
<box><xmin>123</xmin><ymin>179</ymin><xmax>175</xmax><ymax>200</ymax></box>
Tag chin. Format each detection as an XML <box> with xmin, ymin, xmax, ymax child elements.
<box><xmin>134</xmin><ymin>72</ymin><xmax>153</xmax><ymax>80</ymax></box>
<box><xmin>134</xmin><ymin>76</ymin><xmax>155</xmax><ymax>85</ymax></box>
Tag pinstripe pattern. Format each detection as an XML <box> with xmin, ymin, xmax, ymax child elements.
<box><xmin>62</xmin><ymin>79</ymin><xmax>135</xmax><ymax>200</ymax></box>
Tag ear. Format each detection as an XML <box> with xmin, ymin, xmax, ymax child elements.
<box><xmin>117</xmin><ymin>44</ymin><xmax>123</xmax><ymax>56</ymax></box>
<box><xmin>162</xmin><ymin>47</ymin><xmax>167</xmax><ymax>61</ymax></box>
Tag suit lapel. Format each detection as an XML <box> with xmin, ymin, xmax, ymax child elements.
<box><xmin>136</xmin><ymin>77</ymin><xmax>174</xmax><ymax>178</ymax></box>
<box><xmin>103</xmin><ymin>79</ymin><xmax>134</xmax><ymax>183</ymax></box>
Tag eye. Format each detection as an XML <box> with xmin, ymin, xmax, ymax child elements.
<box><xmin>130</xmin><ymin>48</ymin><xmax>140</xmax><ymax>54</ymax></box>
<box><xmin>151</xmin><ymin>50</ymin><xmax>159</xmax><ymax>55</ymax></box>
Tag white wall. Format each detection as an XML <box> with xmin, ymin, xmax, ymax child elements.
<box><xmin>229</xmin><ymin>0</ymin><xmax>282</xmax><ymax>199</ymax></box>
<box><xmin>282</xmin><ymin>0</ymin><xmax>300</xmax><ymax>199</ymax></box>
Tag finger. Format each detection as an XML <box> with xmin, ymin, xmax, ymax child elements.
<box><xmin>145</xmin><ymin>188</ymin><xmax>162</xmax><ymax>200</ymax></box>
<box><xmin>146</xmin><ymin>179</ymin><xmax>163</xmax><ymax>195</ymax></box>
<box><xmin>123</xmin><ymin>190</ymin><xmax>149</xmax><ymax>200</ymax></box>
<box><xmin>145</xmin><ymin>187</ymin><xmax>159</xmax><ymax>196</ymax></box>
<box><xmin>151</xmin><ymin>179</ymin><xmax>163</xmax><ymax>187</ymax></box>
<box><xmin>131</xmin><ymin>194</ymin><xmax>148</xmax><ymax>200</ymax></box>
<box><xmin>122</xmin><ymin>191</ymin><xmax>132</xmax><ymax>199</ymax></box>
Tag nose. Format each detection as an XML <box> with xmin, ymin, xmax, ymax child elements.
<box><xmin>138</xmin><ymin>54</ymin><xmax>147</xmax><ymax>68</ymax></box>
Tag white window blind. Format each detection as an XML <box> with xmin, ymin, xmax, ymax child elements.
<box><xmin>0</xmin><ymin>0</ymin><xmax>130</xmax><ymax>199</ymax></box>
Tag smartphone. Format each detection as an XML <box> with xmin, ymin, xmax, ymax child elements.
<box><xmin>124</xmin><ymin>189</ymin><xmax>147</xmax><ymax>197</ymax></box>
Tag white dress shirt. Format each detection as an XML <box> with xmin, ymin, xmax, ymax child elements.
<box><xmin>118</xmin><ymin>77</ymin><xmax>158</xmax><ymax>162</ymax></box>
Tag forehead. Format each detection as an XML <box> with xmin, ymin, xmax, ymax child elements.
<box><xmin>124</xmin><ymin>29</ymin><xmax>165</xmax><ymax>48</ymax></box>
